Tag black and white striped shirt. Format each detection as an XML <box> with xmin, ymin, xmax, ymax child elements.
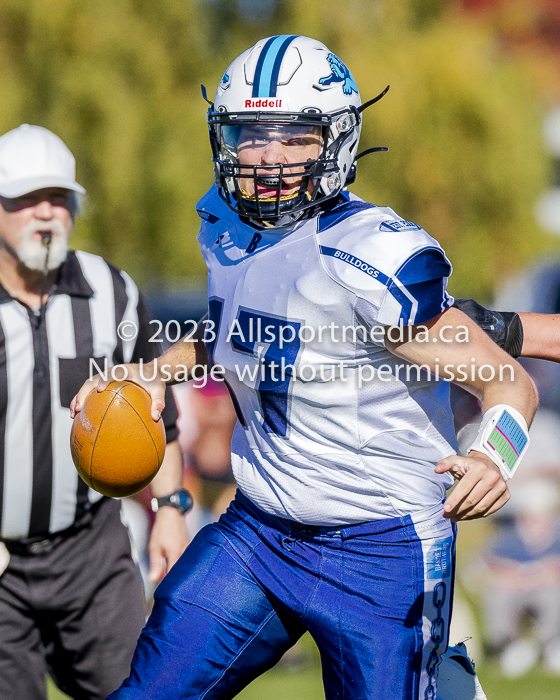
<box><xmin>0</xmin><ymin>250</ymin><xmax>178</xmax><ymax>540</ymax></box>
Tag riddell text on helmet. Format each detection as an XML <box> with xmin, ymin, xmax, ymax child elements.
<box><xmin>245</xmin><ymin>99</ymin><xmax>282</xmax><ymax>108</ymax></box>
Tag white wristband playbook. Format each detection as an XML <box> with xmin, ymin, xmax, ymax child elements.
<box><xmin>467</xmin><ymin>404</ymin><xmax>530</xmax><ymax>481</ymax></box>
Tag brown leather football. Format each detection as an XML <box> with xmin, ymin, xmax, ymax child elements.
<box><xmin>70</xmin><ymin>381</ymin><xmax>166</xmax><ymax>497</ymax></box>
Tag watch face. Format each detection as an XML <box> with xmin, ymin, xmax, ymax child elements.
<box><xmin>171</xmin><ymin>489</ymin><xmax>193</xmax><ymax>514</ymax></box>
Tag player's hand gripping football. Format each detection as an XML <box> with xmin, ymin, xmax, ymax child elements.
<box><xmin>435</xmin><ymin>450</ymin><xmax>509</xmax><ymax>521</ymax></box>
<box><xmin>70</xmin><ymin>361</ymin><xmax>167</xmax><ymax>423</ymax></box>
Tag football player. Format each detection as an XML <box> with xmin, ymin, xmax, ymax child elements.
<box><xmin>74</xmin><ymin>36</ymin><xmax>540</xmax><ymax>700</ymax></box>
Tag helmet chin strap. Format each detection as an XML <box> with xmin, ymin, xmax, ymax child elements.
<box><xmin>357</xmin><ymin>85</ymin><xmax>390</xmax><ymax>114</ymax></box>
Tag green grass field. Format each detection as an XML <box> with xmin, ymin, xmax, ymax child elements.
<box><xmin>241</xmin><ymin>665</ymin><xmax>560</xmax><ymax>700</ymax></box>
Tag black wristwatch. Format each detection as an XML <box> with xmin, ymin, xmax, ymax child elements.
<box><xmin>151</xmin><ymin>488</ymin><xmax>193</xmax><ymax>515</ymax></box>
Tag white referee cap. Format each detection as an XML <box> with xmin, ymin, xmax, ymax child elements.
<box><xmin>0</xmin><ymin>124</ymin><xmax>86</xmax><ymax>198</ymax></box>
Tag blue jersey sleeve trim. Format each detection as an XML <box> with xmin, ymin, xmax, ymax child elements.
<box><xmin>394</xmin><ymin>248</ymin><xmax>452</xmax><ymax>285</ymax></box>
<box><xmin>387</xmin><ymin>248</ymin><xmax>452</xmax><ymax>324</ymax></box>
<box><xmin>397</xmin><ymin>279</ymin><xmax>450</xmax><ymax>324</ymax></box>
<box><xmin>317</xmin><ymin>198</ymin><xmax>377</xmax><ymax>233</ymax></box>
<box><xmin>390</xmin><ymin>248</ymin><xmax>452</xmax><ymax>324</ymax></box>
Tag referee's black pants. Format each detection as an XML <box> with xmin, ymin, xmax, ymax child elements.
<box><xmin>0</xmin><ymin>498</ymin><xmax>146</xmax><ymax>700</ymax></box>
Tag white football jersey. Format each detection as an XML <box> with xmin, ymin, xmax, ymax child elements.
<box><xmin>197</xmin><ymin>186</ymin><xmax>457</xmax><ymax>525</ymax></box>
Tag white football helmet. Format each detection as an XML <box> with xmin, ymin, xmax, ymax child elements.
<box><xmin>206</xmin><ymin>35</ymin><xmax>387</xmax><ymax>227</ymax></box>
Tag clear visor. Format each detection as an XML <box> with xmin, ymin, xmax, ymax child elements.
<box><xmin>221</xmin><ymin>124</ymin><xmax>323</xmax><ymax>157</ymax></box>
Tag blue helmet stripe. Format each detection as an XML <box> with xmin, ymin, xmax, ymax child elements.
<box><xmin>267</xmin><ymin>35</ymin><xmax>298</xmax><ymax>97</ymax></box>
<box><xmin>252</xmin><ymin>36</ymin><xmax>278</xmax><ymax>97</ymax></box>
<box><xmin>252</xmin><ymin>35</ymin><xmax>299</xmax><ymax>98</ymax></box>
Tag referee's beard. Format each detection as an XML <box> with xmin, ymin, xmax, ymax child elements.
<box><xmin>13</xmin><ymin>219</ymin><xmax>70</xmax><ymax>272</ymax></box>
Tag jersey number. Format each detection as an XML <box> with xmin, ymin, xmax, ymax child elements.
<box><xmin>207</xmin><ymin>299</ymin><xmax>301</xmax><ymax>437</ymax></box>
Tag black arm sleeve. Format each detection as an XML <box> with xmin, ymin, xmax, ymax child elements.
<box><xmin>131</xmin><ymin>293</ymin><xmax>179</xmax><ymax>444</ymax></box>
<box><xmin>453</xmin><ymin>299</ymin><xmax>524</xmax><ymax>358</ymax></box>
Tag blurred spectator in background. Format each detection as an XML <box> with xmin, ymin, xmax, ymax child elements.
<box><xmin>174</xmin><ymin>376</ymin><xmax>237</xmax><ymax>531</ymax></box>
<box><xmin>480</xmin><ymin>410</ymin><xmax>560</xmax><ymax>677</ymax></box>
<box><xmin>495</xmin><ymin>260</ymin><xmax>560</xmax><ymax>414</ymax></box>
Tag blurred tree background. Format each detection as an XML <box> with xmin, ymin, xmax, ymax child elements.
<box><xmin>0</xmin><ymin>0</ymin><xmax>556</xmax><ymax>299</ymax></box>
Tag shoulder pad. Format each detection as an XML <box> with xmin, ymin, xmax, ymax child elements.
<box><xmin>317</xmin><ymin>206</ymin><xmax>453</xmax><ymax>325</ymax></box>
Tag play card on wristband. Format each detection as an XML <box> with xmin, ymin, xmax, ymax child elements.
<box><xmin>468</xmin><ymin>404</ymin><xmax>530</xmax><ymax>480</ymax></box>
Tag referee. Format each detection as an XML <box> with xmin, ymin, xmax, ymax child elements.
<box><xmin>0</xmin><ymin>124</ymin><xmax>189</xmax><ymax>700</ymax></box>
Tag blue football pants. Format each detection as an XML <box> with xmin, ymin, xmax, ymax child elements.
<box><xmin>109</xmin><ymin>491</ymin><xmax>456</xmax><ymax>700</ymax></box>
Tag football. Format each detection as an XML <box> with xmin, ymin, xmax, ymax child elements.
<box><xmin>70</xmin><ymin>380</ymin><xmax>166</xmax><ymax>497</ymax></box>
